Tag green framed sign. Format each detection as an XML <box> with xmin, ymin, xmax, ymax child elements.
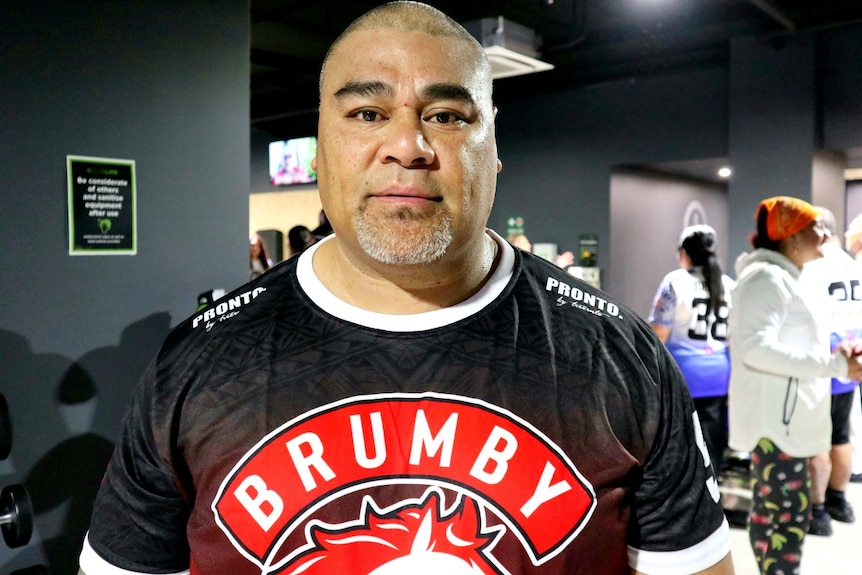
<box><xmin>67</xmin><ymin>155</ymin><xmax>137</xmax><ymax>255</ymax></box>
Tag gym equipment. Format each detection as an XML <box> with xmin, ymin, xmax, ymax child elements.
<box><xmin>0</xmin><ymin>484</ymin><xmax>33</xmax><ymax>548</ymax></box>
<box><xmin>0</xmin><ymin>393</ymin><xmax>11</xmax><ymax>460</ymax></box>
<box><xmin>0</xmin><ymin>397</ymin><xmax>34</xmax><ymax>548</ymax></box>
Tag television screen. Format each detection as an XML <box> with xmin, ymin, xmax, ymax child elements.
<box><xmin>269</xmin><ymin>136</ymin><xmax>317</xmax><ymax>185</ymax></box>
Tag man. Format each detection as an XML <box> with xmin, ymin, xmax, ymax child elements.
<box><xmin>78</xmin><ymin>3</ymin><xmax>733</xmax><ymax>574</ymax></box>
<box><xmin>798</xmin><ymin>208</ymin><xmax>861</xmax><ymax>537</ymax></box>
<box><xmin>845</xmin><ymin>214</ymin><xmax>862</xmax><ymax>483</ymax></box>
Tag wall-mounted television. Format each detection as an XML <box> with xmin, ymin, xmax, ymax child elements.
<box><xmin>269</xmin><ymin>136</ymin><xmax>317</xmax><ymax>186</ymax></box>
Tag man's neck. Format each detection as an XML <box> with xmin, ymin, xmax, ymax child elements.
<box><xmin>311</xmin><ymin>233</ymin><xmax>500</xmax><ymax>314</ymax></box>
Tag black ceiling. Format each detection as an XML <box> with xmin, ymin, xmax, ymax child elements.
<box><xmin>250</xmin><ymin>0</ymin><xmax>862</xmax><ymax>139</ymax></box>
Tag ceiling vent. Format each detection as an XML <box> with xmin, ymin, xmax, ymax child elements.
<box><xmin>463</xmin><ymin>17</ymin><xmax>555</xmax><ymax>80</ymax></box>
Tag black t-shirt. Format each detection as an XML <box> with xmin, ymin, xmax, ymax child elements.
<box><xmin>83</xmin><ymin>234</ymin><xmax>729</xmax><ymax>575</ymax></box>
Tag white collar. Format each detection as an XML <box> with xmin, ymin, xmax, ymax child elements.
<box><xmin>296</xmin><ymin>230</ymin><xmax>514</xmax><ymax>332</ymax></box>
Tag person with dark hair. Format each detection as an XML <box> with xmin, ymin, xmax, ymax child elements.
<box><xmin>287</xmin><ymin>224</ymin><xmax>316</xmax><ymax>256</ymax></box>
<box><xmin>78</xmin><ymin>3</ymin><xmax>733</xmax><ymax>574</ymax></box>
<box><xmin>648</xmin><ymin>224</ymin><xmax>735</xmax><ymax>471</ymax></box>
<box><xmin>729</xmin><ymin>196</ymin><xmax>862</xmax><ymax>575</ymax></box>
<box><xmin>798</xmin><ymin>206</ymin><xmax>862</xmax><ymax>535</ymax></box>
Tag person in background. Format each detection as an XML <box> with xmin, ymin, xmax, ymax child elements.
<box><xmin>249</xmin><ymin>232</ymin><xmax>272</xmax><ymax>280</ymax></box>
<box><xmin>648</xmin><ymin>224</ymin><xmax>735</xmax><ymax>472</ymax></box>
<box><xmin>845</xmin><ymin>213</ymin><xmax>862</xmax><ymax>484</ymax></box>
<box><xmin>797</xmin><ymin>207</ymin><xmax>861</xmax><ymax>536</ymax></box>
<box><xmin>287</xmin><ymin>224</ymin><xmax>317</xmax><ymax>257</ymax></box>
<box><xmin>728</xmin><ymin>196</ymin><xmax>862</xmax><ymax>575</ymax></box>
<box><xmin>845</xmin><ymin>213</ymin><xmax>862</xmax><ymax>261</ymax></box>
<box><xmin>78</xmin><ymin>3</ymin><xmax>733</xmax><ymax>574</ymax></box>
<box><xmin>507</xmin><ymin>232</ymin><xmax>576</xmax><ymax>268</ymax></box>
<box><xmin>507</xmin><ymin>232</ymin><xmax>533</xmax><ymax>252</ymax></box>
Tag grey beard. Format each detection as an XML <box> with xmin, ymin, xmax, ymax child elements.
<box><xmin>355</xmin><ymin>207</ymin><xmax>453</xmax><ymax>265</ymax></box>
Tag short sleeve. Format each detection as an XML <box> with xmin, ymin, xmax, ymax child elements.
<box><xmin>626</xmin><ymin>345</ymin><xmax>730</xmax><ymax>573</ymax></box>
<box><xmin>83</xmin><ymin>359</ymin><xmax>192</xmax><ymax>573</ymax></box>
<box><xmin>647</xmin><ymin>275</ymin><xmax>677</xmax><ymax>326</ymax></box>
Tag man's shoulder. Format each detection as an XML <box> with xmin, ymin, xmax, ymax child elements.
<box><xmin>516</xmin><ymin>252</ymin><xmax>649</xmax><ymax>340</ymax></box>
<box><xmin>162</xmin><ymin>258</ymin><xmax>301</xmax><ymax>360</ymax></box>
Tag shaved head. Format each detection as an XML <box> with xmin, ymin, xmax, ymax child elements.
<box><xmin>320</xmin><ymin>1</ymin><xmax>492</xmax><ymax>104</ymax></box>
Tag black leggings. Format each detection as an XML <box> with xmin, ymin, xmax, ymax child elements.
<box><xmin>831</xmin><ymin>390</ymin><xmax>855</xmax><ymax>445</ymax></box>
<box><xmin>693</xmin><ymin>395</ymin><xmax>728</xmax><ymax>470</ymax></box>
<box><xmin>748</xmin><ymin>438</ymin><xmax>810</xmax><ymax>575</ymax></box>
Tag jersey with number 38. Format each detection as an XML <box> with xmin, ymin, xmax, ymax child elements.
<box><xmin>648</xmin><ymin>268</ymin><xmax>736</xmax><ymax>398</ymax></box>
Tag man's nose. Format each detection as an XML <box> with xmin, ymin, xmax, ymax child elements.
<box><xmin>378</xmin><ymin>113</ymin><xmax>436</xmax><ymax>167</ymax></box>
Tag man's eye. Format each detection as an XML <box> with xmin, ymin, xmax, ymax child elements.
<box><xmin>430</xmin><ymin>112</ymin><xmax>464</xmax><ymax>124</ymax></box>
<box><xmin>353</xmin><ymin>110</ymin><xmax>381</xmax><ymax>122</ymax></box>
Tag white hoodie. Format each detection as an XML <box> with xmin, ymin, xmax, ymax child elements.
<box><xmin>728</xmin><ymin>248</ymin><xmax>847</xmax><ymax>457</ymax></box>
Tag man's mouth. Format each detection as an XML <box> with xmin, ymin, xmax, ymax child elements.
<box><xmin>371</xmin><ymin>187</ymin><xmax>443</xmax><ymax>203</ymax></box>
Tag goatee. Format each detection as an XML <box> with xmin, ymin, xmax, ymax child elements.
<box><xmin>355</xmin><ymin>204</ymin><xmax>453</xmax><ymax>265</ymax></box>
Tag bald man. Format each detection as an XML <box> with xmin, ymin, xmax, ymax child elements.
<box><xmin>79</xmin><ymin>3</ymin><xmax>732</xmax><ymax>574</ymax></box>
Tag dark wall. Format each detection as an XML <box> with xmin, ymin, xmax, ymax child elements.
<box><xmin>821</xmin><ymin>27</ymin><xmax>862</xmax><ymax>150</ymax></box>
<box><xmin>726</xmin><ymin>33</ymin><xmax>819</xmax><ymax>266</ymax></box>
<box><xmin>252</xmin><ymin>127</ymin><xmax>274</xmax><ymax>192</ymax></box>
<box><xmin>489</xmin><ymin>67</ymin><xmax>729</xmax><ymax>292</ymax></box>
<box><xmin>0</xmin><ymin>0</ymin><xmax>249</xmax><ymax>571</ymax></box>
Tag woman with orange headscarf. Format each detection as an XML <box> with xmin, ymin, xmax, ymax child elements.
<box><xmin>729</xmin><ymin>196</ymin><xmax>862</xmax><ymax>575</ymax></box>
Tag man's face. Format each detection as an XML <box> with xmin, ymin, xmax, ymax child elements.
<box><xmin>314</xmin><ymin>28</ymin><xmax>500</xmax><ymax>266</ymax></box>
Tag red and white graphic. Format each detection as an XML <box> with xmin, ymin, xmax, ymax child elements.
<box><xmin>212</xmin><ymin>393</ymin><xmax>595</xmax><ymax>573</ymax></box>
<box><xmin>283</xmin><ymin>488</ymin><xmax>505</xmax><ymax>575</ymax></box>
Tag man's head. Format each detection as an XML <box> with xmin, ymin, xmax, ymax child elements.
<box><xmin>320</xmin><ymin>3</ymin><xmax>493</xmax><ymax>107</ymax></box>
<box><xmin>313</xmin><ymin>1</ymin><xmax>501</xmax><ymax>268</ymax></box>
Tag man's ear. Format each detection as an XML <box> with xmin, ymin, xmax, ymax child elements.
<box><xmin>493</xmin><ymin>106</ymin><xmax>501</xmax><ymax>173</ymax></box>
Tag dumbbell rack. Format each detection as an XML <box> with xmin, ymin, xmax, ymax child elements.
<box><xmin>0</xmin><ymin>392</ymin><xmax>34</xmax><ymax>548</ymax></box>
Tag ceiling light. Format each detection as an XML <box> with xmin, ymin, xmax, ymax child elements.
<box><xmin>717</xmin><ymin>166</ymin><xmax>732</xmax><ymax>178</ymax></box>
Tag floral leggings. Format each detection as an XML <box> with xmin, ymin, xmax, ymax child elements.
<box><xmin>748</xmin><ymin>438</ymin><xmax>810</xmax><ymax>575</ymax></box>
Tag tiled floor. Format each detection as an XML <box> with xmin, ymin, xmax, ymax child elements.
<box><xmin>728</xmin><ymin>480</ymin><xmax>862</xmax><ymax>574</ymax></box>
